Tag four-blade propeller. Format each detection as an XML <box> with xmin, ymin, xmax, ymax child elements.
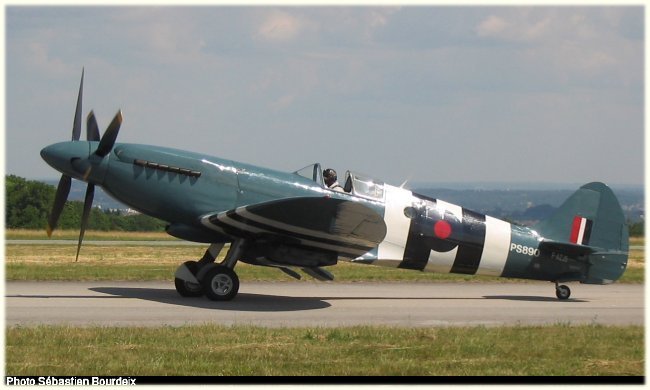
<box><xmin>46</xmin><ymin>69</ymin><xmax>123</xmax><ymax>262</ymax></box>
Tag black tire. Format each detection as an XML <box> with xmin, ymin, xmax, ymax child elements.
<box><xmin>556</xmin><ymin>285</ymin><xmax>571</xmax><ymax>300</ymax></box>
<box><xmin>202</xmin><ymin>265</ymin><xmax>239</xmax><ymax>301</ymax></box>
<box><xmin>174</xmin><ymin>261</ymin><xmax>203</xmax><ymax>297</ymax></box>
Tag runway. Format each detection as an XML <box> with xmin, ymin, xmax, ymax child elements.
<box><xmin>6</xmin><ymin>281</ymin><xmax>643</xmax><ymax>328</ymax></box>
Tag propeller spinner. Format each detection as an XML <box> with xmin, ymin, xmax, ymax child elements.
<box><xmin>41</xmin><ymin>69</ymin><xmax>123</xmax><ymax>261</ymax></box>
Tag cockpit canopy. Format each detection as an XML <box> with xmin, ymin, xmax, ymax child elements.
<box><xmin>293</xmin><ymin>163</ymin><xmax>385</xmax><ymax>202</ymax></box>
<box><xmin>293</xmin><ymin>163</ymin><xmax>323</xmax><ymax>185</ymax></box>
<box><xmin>344</xmin><ymin>171</ymin><xmax>385</xmax><ymax>201</ymax></box>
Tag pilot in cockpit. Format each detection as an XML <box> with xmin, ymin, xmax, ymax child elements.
<box><xmin>323</xmin><ymin>168</ymin><xmax>345</xmax><ymax>193</ymax></box>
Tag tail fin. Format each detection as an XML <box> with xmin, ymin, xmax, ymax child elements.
<box><xmin>534</xmin><ymin>182</ymin><xmax>629</xmax><ymax>284</ymax></box>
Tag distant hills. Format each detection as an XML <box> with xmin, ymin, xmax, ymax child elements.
<box><xmin>412</xmin><ymin>186</ymin><xmax>644</xmax><ymax>224</ymax></box>
<box><xmin>40</xmin><ymin>179</ymin><xmax>644</xmax><ymax>224</ymax></box>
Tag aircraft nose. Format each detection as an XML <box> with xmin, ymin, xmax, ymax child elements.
<box><xmin>41</xmin><ymin>143</ymin><xmax>65</xmax><ymax>169</ymax></box>
<box><xmin>40</xmin><ymin>141</ymin><xmax>91</xmax><ymax>175</ymax></box>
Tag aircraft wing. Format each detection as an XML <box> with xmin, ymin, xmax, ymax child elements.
<box><xmin>201</xmin><ymin>197</ymin><xmax>387</xmax><ymax>259</ymax></box>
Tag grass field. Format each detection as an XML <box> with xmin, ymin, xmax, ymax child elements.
<box><xmin>5</xmin><ymin>232</ymin><xmax>644</xmax><ymax>283</ymax></box>
<box><xmin>5</xmin><ymin>324</ymin><xmax>643</xmax><ymax>376</ymax></box>
<box><xmin>6</xmin><ymin>229</ymin><xmax>175</xmax><ymax>241</ymax></box>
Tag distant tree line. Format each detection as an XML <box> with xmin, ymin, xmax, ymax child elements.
<box><xmin>629</xmin><ymin>221</ymin><xmax>644</xmax><ymax>237</ymax></box>
<box><xmin>6</xmin><ymin>175</ymin><xmax>167</xmax><ymax>231</ymax></box>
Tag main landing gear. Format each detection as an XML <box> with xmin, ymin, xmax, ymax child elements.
<box><xmin>174</xmin><ymin>240</ymin><xmax>246</xmax><ymax>301</ymax></box>
<box><xmin>554</xmin><ymin>282</ymin><xmax>571</xmax><ymax>300</ymax></box>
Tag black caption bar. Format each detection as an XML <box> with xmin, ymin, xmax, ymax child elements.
<box><xmin>6</xmin><ymin>377</ymin><xmax>136</xmax><ymax>386</ymax></box>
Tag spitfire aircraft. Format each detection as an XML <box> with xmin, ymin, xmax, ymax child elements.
<box><xmin>41</xmin><ymin>71</ymin><xmax>629</xmax><ymax>301</ymax></box>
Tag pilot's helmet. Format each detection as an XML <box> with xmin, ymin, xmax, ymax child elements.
<box><xmin>324</xmin><ymin>168</ymin><xmax>337</xmax><ymax>182</ymax></box>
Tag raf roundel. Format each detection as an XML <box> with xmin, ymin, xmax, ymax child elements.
<box><xmin>434</xmin><ymin>220</ymin><xmax>452</xmax><ymax>239</ymax></box>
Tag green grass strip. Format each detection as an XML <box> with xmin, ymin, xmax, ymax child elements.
<box><xmin>6</xmin><ymin>262</ymin><xmax>643</xmax><ymax>283</ymax></box>
<box><xmin>6</xmin><ymin>324</ymin><xmax>643</xmax><ymax>376</ymax></box>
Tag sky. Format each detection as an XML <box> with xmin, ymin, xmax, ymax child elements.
<box><xmin>4</xmin><ymin>5</ymin><xmax>645</xmax><ymax>188</ymax></box>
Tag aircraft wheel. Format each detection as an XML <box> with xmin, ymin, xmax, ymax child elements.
<box><xmin>555</xmin><ymin>284</ymin><xmax>571</xmax><ymax>300</ymax></box>
<box><xmin>174</xmin><ymin>261</ymin><xmax>203</xmax><ymax>297</ymax></box>
<box><xmin>202</xmin><ymin>265</ymin><xmax>239</xmax><ymax>301</ymax></box>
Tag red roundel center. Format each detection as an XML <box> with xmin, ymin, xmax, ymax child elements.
<box><xmin>434</xmin><ymin>220</ymin><xmax>452</xmax><ymax>239</ymax></box>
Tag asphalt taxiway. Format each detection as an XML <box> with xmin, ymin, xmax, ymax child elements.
<box><xmin>6</xmin><ymin>281</ymin><xmax>643</xmax><ymax>327</ymax></box>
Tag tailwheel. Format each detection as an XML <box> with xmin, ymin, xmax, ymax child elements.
<box><xmin>174</xmin><ymin>260</ymin><xmax>203</xmax><ymax>297</ymax></box>
<box><xmin>555</xmin><ymin>284</ymin><xmax>571</xmax><ymax>300</ymax></box>
<box><xmin>202</xmin><ymin>265</ymin><xmax>240</xmax><ymax>301</ymax></box>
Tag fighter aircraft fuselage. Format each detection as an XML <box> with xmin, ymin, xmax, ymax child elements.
<box><xmin>41</xmin><ymin>139</ymin><xmax>628</xmax><ymax>290</ymax></box>
<box><xmin>40</xmin><ymin>70</ymin><xmax>629</xmax><ymax>301</ymax></box>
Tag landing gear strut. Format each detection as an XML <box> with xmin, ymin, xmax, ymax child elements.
<box><xmin>555</xmin><ymin>282</ymin><xmax>571</xmax><ymax>300</ymax></box>
<box><xmin>174</xmin><ymin>240</ymin><xmax>246</xmax><ymax>301</ymax></box>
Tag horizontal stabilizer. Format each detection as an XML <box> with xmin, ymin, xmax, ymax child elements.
<box><xmin>539</xmin><ymin>240</ymin><xmax>596</xmax><ymax>259</ymax></box>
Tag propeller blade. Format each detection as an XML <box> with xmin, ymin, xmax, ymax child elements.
<box><xmin>76</xmin><ymin>183</ymin><xmax>95</xmax><ymax>262</ymax></box>
<box><xmin>47</xmin><ymin>175</ymin><xmax>72</xmax><ymax>237</ymax></box>
<box><xmin>95</xmin><ymin>110</ymin><xmax>122</xmax><ymax>157</ymax></box>
<box><xmin>87</xmin><ymin>110</ymin><xmax>100</xmax><ymax>141</ymax></box>
<box><xmin>71</xmin><ymin>68</ymin><xmax>84</xmax><ymax>141</ymax></box>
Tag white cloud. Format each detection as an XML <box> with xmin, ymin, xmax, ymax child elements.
<box><xmin>474</xmin><ymin>8</ymin><xmax>639</xmax><ymax>45</ymax></box>
<box><xmin>475</xmin><ymin>11</ymin><xmax>553</xmax><ymax>42</ymax></box>
<box><xmin>363</xmin><ymin>8</ymin><xmax>400</xmax><ymax>40</ymax></box>
<box><xmin>252</xmin><ymin>8</ymin><xmax>400</xmax><ymax>46</ymax></box>
<box><xmin>475</xmin><ymin>15</ymin><xmax>508</xmax><ymax>37</ymax></box>
<box><xmin>25</xmin><ymin>41</ymin><xmax>68</xmax><ymax>74</ymax></box>
<box><xmin>111</xmin><ymin>8</ymin><xmax>209</xmax><ymax>65</ymax></box>
<box><xmin>271</xmin><ymin>94</ymin><xmax>296</xmax><ymax>111</ymax></box>
<box><xmin>471</xmin><ymin>8</ymin><xmax>642</xmax><ymax>88</ymax></box>
<box><xmin>255</xmin><ymin>10</ymin><xmax>308</xmax><ymax>43</ymax></box>
<box><xmin>6</xmin><ymin>21</ymin><xmax>77</xmax><ymax>77</ymax></box>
